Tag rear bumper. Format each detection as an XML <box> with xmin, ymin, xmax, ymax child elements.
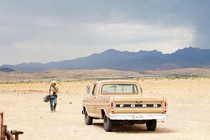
<box><xmin>109</xmin><ymin>113</ymin><xmax>168</xmax><ymax>120</ymax></box>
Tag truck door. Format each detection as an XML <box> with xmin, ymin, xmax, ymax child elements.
<box><xmin>90</xmin><ymin>84</ymin><xmax>98</xmax><ymax>117</ymax></box>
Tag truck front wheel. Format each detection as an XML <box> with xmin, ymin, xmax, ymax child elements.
<box><xmin>85</xmin><ymin>111</ymin><xmax>93</xmax><ymax>125</ymax></box>
<box><xmin>146</xmin><ymin>120</ymin><xmax>157</xmax><ymax>131</ymax></box>
<box><xmin>104</xmin><ymin>115</ymin><xmax>114</xmax><ymax>132</ymax></box>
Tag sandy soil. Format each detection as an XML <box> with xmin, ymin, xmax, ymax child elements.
<box><xmin>1</xmin><ymin>78</ymin><xmax>210</xmax><ymax>140</ymax></box>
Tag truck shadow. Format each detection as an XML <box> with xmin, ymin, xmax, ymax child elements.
<box><xmin>93</xmin><ymin>123</ymin><xmax>176</xmax><ymax>134</ymax></box>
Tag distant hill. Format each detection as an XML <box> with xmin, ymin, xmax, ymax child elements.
<box><xmin>1</xmin><ymin>68</ymin><xmax>210</xmax><ymax>82</ymax></box>
<box><xmin>1</xmin><ymin>47</ymin><xmax>210</xmax><ymax>72</ymax></box>
<box><xmin>0</xmin><ymin>69</ymin><xmax>145</xmax><ymax>82</ymax></box>
<box><xmin>0</xmin><ymin>67</ymin><xmax>15</xmax><ymax>72</ymax></box>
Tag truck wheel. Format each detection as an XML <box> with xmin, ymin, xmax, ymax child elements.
<box><xmin>85</xmin><ymin>111</ymin><xmax>93</xmax><ymax>125</ymax></box>
<box><xmin>146</xmin><ymin>120</ymin><xmax>157</xmax><ymax>131</ymax></box>
<box><xmin>103</xmin><ymin>115</ymin><xmax>114</xmax><ymax>132</ymax></box>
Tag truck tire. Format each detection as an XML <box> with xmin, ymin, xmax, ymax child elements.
<box><xmin>146</xmin><ymin>120</ymin><xmax>157</xmax><ymax>131</ymax></box>
<box><xmin>104</xmin><ymin>115</ymin><xmax>114</xmax><ymax>132</ymax></box>
<box><xmin>85</xmin><ymin>111</ymin><xmax>93</xmax><ymax>125</ymax></box>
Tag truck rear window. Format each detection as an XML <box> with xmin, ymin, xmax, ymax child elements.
<box><xmin>101</xmin><ymin>84</ymin><xmax>138</xmax><ymax>94</ymax></box>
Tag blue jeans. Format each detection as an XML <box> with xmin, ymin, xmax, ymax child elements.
<box><xmin>50</xmin><ymin>95</ymin><xmax>57</xmax><ymax>111</ymax></box>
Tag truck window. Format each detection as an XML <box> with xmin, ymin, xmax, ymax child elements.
<box><xmin>101</xmin><ymin>84</ymin><xmax>138</xmax><ymax>94</ymax></box>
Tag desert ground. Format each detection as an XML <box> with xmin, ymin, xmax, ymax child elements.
<box><xmin>1</xmin><ymin>78</ymin><xmax>210</xmax><ymax>140</ymax></box>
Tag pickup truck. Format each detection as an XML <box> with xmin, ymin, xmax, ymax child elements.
<box><xmin>82</xmin><ymin>80</ymin><xmax>168</xmax><ymax>132</ymax></box>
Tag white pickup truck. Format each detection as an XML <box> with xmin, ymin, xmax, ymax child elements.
<box><xmin>82</xmin><ymin>80</ymin><xmax>168</xmax><ymax>132</ymax></box>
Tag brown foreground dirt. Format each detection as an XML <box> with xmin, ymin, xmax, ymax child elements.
<box><xmin>0</xmin><ymin>78</ymin><xmax>210</xmax><ymax>140</ymax></box>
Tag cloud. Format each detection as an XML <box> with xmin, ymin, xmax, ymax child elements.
<box><xmin>87</xmin><ymin>23</ymin><xmax>195</xmax><ymax>53</ymax></box>
<box><xmin>0</xmin><ymin>0</ymin><xmax>209</xmax><ymax>65</ymax></box>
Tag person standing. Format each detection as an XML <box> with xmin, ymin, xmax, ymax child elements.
<box><xmin>49</xmin><ymin>80</ymin><xmax>58</xmax><ymax>112</ymax></box>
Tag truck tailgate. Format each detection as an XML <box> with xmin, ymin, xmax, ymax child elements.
<box><xmin>113</xmin><ymin>96</ymin><xmax>167</xmax><ymax>114</ymax></box>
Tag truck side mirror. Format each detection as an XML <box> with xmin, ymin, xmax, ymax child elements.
<box><xmin>86</xmin><ymin>86</ymin><xmax>90</xmax><ymax>94</ymax></box>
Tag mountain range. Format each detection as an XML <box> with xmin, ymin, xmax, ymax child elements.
<box><xmin>1</xmin><ymin>47</ymin><xmax>210</xmax><ymax>72</ymax></box>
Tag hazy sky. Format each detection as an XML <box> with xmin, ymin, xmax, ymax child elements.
<box><xmin>0</xmin><ymin>0</ymin><xmax>209</xmax><ymax>65</ymax></box>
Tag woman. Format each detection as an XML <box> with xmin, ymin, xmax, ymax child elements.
<box><xmin>49</xmin><ymin>80</ymin><xmax>58</xmax><ymax>112</ymax></box>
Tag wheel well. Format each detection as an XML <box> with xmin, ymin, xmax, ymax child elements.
<box><xmin>101</xmin><ymin>109</ymin><xmax>105</xmax><ymax>119</ymax></box>
<box><xmin>83</xmin><ymin>106</ymin><xmax>87</xmax><ymax>114</ymax></box>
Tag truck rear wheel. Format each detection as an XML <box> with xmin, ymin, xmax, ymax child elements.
<box><xmin>85</xmin><ymin>111</ymin><xmax>93</xmax><ymax>125</ymax></box>
<box><xmin>146</xmin><ymin>120</ymin><xmax>157</xmax><ymax>131</ymax></box>
<box><xmin>104</xmin><ymin>115</ymin><xmax>114</xmax><ymax>132</ymax></box>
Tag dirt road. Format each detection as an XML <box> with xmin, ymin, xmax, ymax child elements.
<box><xmin>0</xmin><ymin>79</ymin><xmax>210</xmax><ymax>140</ymax></box>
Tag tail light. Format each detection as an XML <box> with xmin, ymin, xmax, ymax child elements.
<box><xmin>110</xmin><ymin>102</ymin><xmax>114</xmax><ymax>109</ymax></box>
<box><xmin>164</xmin><ymin>102</ymin><xmax>167</xmax><ymax>107</ymax></box>
<box><xmin>163</xmin><ymin>100</ymin><xmax>167</xmax><ymax>114</ymax></box>
<box><xmin>110</xmin><ymin>97</ymin><xmax>115</xmax><ymax>113</ymax></box>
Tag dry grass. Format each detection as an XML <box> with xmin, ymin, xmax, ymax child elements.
<box><xmin>146</xmin><ymin>67</ymin><xmax>210</xmax><ymax>77</ymax></box>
